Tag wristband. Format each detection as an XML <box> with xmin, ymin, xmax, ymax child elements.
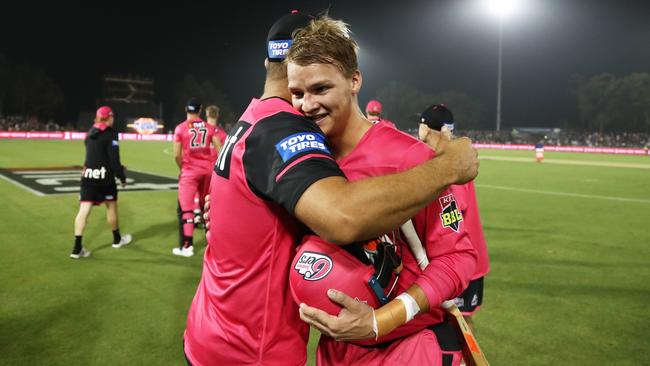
<box><xmin>396</xmin><ymin>292</ymin><xmax>420</xmax><ymax>323</ymax></box>
<box><xmin>371</xmin><ymin>309</ymin><xmax>379</xmax><ymax>340</ymax></box>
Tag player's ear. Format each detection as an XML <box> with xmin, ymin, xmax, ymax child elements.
<box><xmin>351</xmin><ymin>70</ymin><xmax>362</xmax><ymax>95</ymax></box>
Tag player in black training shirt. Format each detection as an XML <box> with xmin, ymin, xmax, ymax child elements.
<box><xmin>70</xmin><ymin>106</ymin><xmax>132</xmax><ymax>259</ymax></box>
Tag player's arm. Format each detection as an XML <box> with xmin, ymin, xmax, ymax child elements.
<box><xmin>294</xmin><ymin>133</ymin><xmax>478</xmax><ymax>244</ymax></box>
<box><xmin>299</xmin><ymin>284</ymin><xmax>429</xmax><ymax>341</ymax></box>
<box><xmin>106</xmin><ymin>132</ymin><xmax>126</xmax><ymax>185</ymax></box>
<box><xmin>173</xmin><ymin>141</ymin><xmax>182</xmax><ymax>169</ymax></box>
<box><xmin>299</xmin><ymin>225</ymin><xmax>477</xmax><ymax>341</ymax></box>
<box><xmin>211</xmin><ymin>135</ymin><xmax>222</xmax><ymax>153</ymax></box>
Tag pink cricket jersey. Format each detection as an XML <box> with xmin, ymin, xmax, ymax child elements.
<box><xmin>335</xmin><ymin>123</ymin><xmax>477</xmax><ymax>345</ymax></box>
<box><xmin>174</xmin><ymin>118</ymin><xmax>217</xmax><ymax>175</ymax></box>
<box><xmin>183</xmin><ymin>98</ymin><xmax>345</xmax><ymax>366</ymax></box>
<box><xmin>208</xmin><ymin>125</ymin><xmax>228</xmax><ymax>163</ymax></box>
<box><xmin>451</xmin><ymin>181</ymin><xmax>490</xmax><ymax>279</ymax></box>
<box><xmin>368</xmin><ymin>116</ymin><xmax>397</xmax><ymax>129</ymax></box>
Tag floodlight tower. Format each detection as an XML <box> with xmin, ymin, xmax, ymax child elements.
<box><xmin>485</xmin><ymin>0</ymin><xmax>521</xmax><ymax>132</ymax></box>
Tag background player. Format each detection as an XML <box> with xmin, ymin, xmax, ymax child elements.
<box><xmin>71</xmin><ymin>106</ymin><xmax>132</xmax><ymax>259</ymax></box>
<box><xmin>191</xmin><ymin>105</ymin><xmax>226</xmax><ymax>226</ymax></box>
<box><xmin>365</xmin><ymin>99</ymin><xmax>396</xmax><ymax>128</ymax></box>
<box><xmin>205</xmin><ymin>104</ymin><xmax>227</xmax><ymax>148</ymax></box>
<box><xmin>287</xmin><ymin>18</ymin><xmax>476</xmax><ymax>365</ymax></box>
<box><xmin>535</xmin><ymin>141</ymin><xmax>545</xmax><ymax>162</ymax></box>
<box><xmin>419</xmin><ymin>104</ymin><xmax>491</xmax><ymax>333</ymax></box>
<box><xmin>183</xmin><ymin>11</ymin><xmax>479</xmax><ymax>366</ymax></box>
<box><xmin>172</xmin><ymin>99</ymin><xmax>219</xmax><ymax>257</ymax></box>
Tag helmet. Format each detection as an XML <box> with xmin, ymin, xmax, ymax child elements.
<box><xmin>290</xmin><ymin>233</ymin><xmax>403</xmax><ymax>312</ymax></box>
<box><xmin>290</xmin><ymin>235</ymin><xmax>403</xmax><ymax>346</ymax></box>
<box><xmin>290</xmin><ymin>235</ymin><xmax>381</xmax><ymax>316</ymax></box>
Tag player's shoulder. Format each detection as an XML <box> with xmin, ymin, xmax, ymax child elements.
<box><xmin>251</xmin><ymin>97</ymin><xmax>304</xmax><ymax>123</ymax></box>
<box><xmin>370</xmin><ymin>123</ymin><xmax>434</xmax><ymax>161</ymax></box>
<box><xmin>174</xmin><ymin>121</ymin><xmax>186</xmax><ymax>133</ymax></box>
<box><xmin>246</xmin><ymin>97</ymin><xmax>317</xmax><ymax>133</ymax></box>
<box><xmin>452</xmin><ymin>180</ymin><xmax>476</xmax><ymax>197</ymax></box>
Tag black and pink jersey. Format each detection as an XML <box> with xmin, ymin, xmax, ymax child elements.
<box><xmin>183</xmin><ymin>97</ymin><xmax>345</xmax><ymax>366</ymax></box>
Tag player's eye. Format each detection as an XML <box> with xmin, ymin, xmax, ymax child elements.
<box><xmin>314</xmin><ymin>86</ymin><xmax>329</xmax><ymax>94</ymax></box>
<box><xmin>291</xmin><ymin>90</ymin><xmax>304</xmax><ymax>99</ymax></box>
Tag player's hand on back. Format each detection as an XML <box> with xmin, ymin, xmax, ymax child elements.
<box><xmin>432</xmin><ymin>134</ymin><xmax>479</xmax><ymax>185</ymax></box>
<box><xmin>298</xmin><ymin>289</ymin><xmax>376</xmax><ymax>341</ymax></box>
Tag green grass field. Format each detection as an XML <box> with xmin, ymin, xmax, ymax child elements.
<box><xmin>1</xmin><ymin>139</ymin><xmax>649</xmax><ymax>365</ymax></box>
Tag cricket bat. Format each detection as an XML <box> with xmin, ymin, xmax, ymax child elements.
<box><xmin>401</xmin><ymin>220</ymin><xmax>429</xmax><ymax>270</ymax></box>
<box><xmin>441</xmin><ymin>300</ymin><xmax>490</xmax><ymax>366</ymax></box>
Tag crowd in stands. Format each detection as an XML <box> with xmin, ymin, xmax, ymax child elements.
<box><xmin>0</xmin><ymin>115</ymin><xmax>72</xmax><ymax>132</ymax></box>
<box><xmin>404</xmin><ymin>128</ymin><xmax>650</xmax><ymax>148</ymax></box>
<box><xmin>2</xmin><ymin>113</ymin><xmax>648</xmax><ymax>148</ymax></box>
<box><xmin>556</xmin><ymin>131</ymin><xmax>650</xmax><ymax>148</ymax></box>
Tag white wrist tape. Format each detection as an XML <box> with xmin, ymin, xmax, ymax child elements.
<box><xmin>372</xmin><ymin>309</ymin><xmax>379</xmax><ymax>340</ymax></box>
<box><xmin>396</xmin><ymin>292</ymin><xmax>420</xmax><ymax>323</ymax></box>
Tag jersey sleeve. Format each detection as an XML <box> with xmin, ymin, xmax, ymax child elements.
<box><xmin>107</xmin><ymin>130</ymin><xmax>126</xmax><ymax>182</ymax></box>
<box><xmin>411</xmin><ymin>189</ymin><xmax>477</xmax><ymax>309</ymax></box>
<box><xmin>243</xmin><ymin>112</ymin><xmax>345</xmax><ymax>214</ymax></box>
<box><xmin>173</xmin><ymin>125</ymin><xmax>183</xmax><ymax>143</ymax></box>
<box><xmin>396</xmin><ymin>146</ymin><xmax>477</xmax><ymax>309</ymax></box>
<box><xmin>455</xmin><ymin>182</ymin><xmax>490</xmax><ymax>278</ymax></box>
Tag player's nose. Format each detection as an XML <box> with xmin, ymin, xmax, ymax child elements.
<box><xmin>301</xmin><ymin>93</ymin><xmax>320</xmax><ymax>115</ymax></box>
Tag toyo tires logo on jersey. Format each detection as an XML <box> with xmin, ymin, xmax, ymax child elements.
<box><xmin>275</xmin><ymin>132</ymin><xmax>330</xmax><ymax>162</ymax></box>
<box><xmin>294</xmin><ymin>251</ymin><xmax>333</xmax><ymax>281</ymax></box>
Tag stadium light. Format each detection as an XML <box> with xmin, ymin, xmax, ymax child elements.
<box><xmin>484</xmin><ymin>0</ymin><xmax>523</xmax><ymax>132</ymax></box>
<box><xmin>485</xmin><ymin>0</ymin><xmax>522</xmax><ymax>20</ymax></box>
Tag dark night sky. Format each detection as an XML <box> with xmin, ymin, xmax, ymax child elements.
<box><xmin>1</xmin><ymin>0</ymin><xmax>649</xmax><ymax>129</ymax></box>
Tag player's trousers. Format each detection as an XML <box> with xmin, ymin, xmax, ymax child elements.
<box><xmin>178</xmin><ymin>172</ymin><xmax>211</xmax><ymax>239</ymax></box>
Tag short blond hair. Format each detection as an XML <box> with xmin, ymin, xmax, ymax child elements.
<box><xmin>286</xmin><ymin>17</ymin><xmax>359</xmax><ymax>79</ymax></box>
<box><xmin>206</xmin><ymin>105</ymin><xmax>220</xmax><ymax>119</ymax></box>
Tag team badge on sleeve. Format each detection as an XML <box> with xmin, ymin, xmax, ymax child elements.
<box><xmin>293</xmin><ymin>251</ymin><xmax>333</xmax><ymax>281</ymax></box>
<box><xmin>439</xmin><ymin>194</ymin><xmax>463</xmax><ymax>232</ymax></box>
<box><xmin>275</xmin><ymin>132</ymin><xmax>330</xmax><ymax>162</ymax></box>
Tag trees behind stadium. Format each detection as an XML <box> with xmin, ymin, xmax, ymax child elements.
<box><xmin>569</xmin><ymin>72</ymin><xmax>650</xmax><ymax>133</ymax></box>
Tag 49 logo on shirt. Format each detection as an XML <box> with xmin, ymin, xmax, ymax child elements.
<box><xmin>439</xmin><ymin>194</ymin><xmax>463</xmax><ymax>232</ymax></box>
<box><xmin>293</xmin><ymin>251</ymin><xmax>333</xmax><ymax>281</ymax></box>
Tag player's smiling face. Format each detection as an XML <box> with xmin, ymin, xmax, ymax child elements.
<box><xmin>288</xmin><ymin>62</ymin><xmax>359</xmax><ymax>140</ymax></box>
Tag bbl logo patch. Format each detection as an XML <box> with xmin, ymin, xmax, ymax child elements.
<box><xmin>439</xmin><ymin>193</ymin><xmax>463</xmax><ymax>232</ymax></box>
<box><xmin>294</xmin><ymin>251</ymin><xmax>333</xmax><ymax>281</ymax></box>
<box><xmin>0</xmin><ymin>166</ymin><xmax>178</xmax><ymax>196</ymax></box>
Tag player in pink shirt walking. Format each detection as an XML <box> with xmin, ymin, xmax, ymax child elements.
<box><xmin>172</xmin><ymin>99</ymin><xmax>219</xmax><ymax>257</ymax></box>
